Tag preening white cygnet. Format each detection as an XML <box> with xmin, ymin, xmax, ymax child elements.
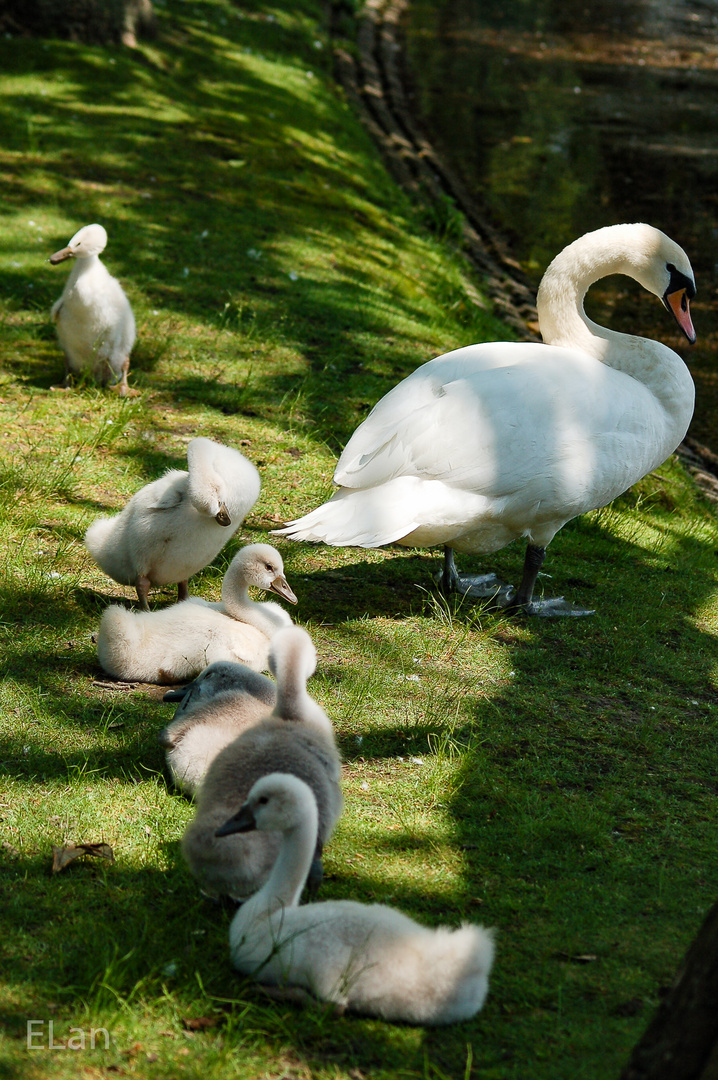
<box><xmin>221</xmin><ymin>772</ymin><xmax>495</xmax><ymax>1025</ymax></box>
<box><xmin>96</xmin><ymin>544</ymin><xmax>296</xmax><ymax>683</ymax></box>
<box><xmin>181</xmin><ymin>626</ymin><xmax>342</xmax><ymax>900</ymax></box>
<box><xmin>159</xmin><ymin>661</ymin><xmax>276</xmax><ymax>796</ymax></box>
<box><xmin>85</xmin><ymin>436</ymin><xmax>261</xmax><ymax>609</ymax></box>
<box><xmin>277</xmin><ymin>223</ymin><xmax>696</xmax><ymax>616</ymax></box>
<box><xmin>50</xmin><ymin>223</ymin><xmax>136</xmax><ymax>396</ymax></box>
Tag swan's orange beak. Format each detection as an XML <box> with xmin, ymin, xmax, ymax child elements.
<box><xmin>665</xmin><ymin>289</ymin><xmax>696</xmax><ymax>344</ymax></box>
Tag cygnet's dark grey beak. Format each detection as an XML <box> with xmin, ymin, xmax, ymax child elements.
<box><xmin>163</xmin><ymin>682</ymin><xmax>193</xmax><ymax>703</ymax></box>
<box><xmin>215</xmin><ymin>503</ymin><xmax>231</xmax><ymax>527</ymax></box>
<box><xmin>269</xmin><ymin>574</ymin><xmax>298</xmax><ymax>605</ymax></box>
<box><xmin>49</xmin><ymin>245</ymin><xmax>75</xmax><ymax>265</ymax></box>
<box><xmin>215</xmin><ymin>803</ymin><xmax>256</xmax><ymax>837</ymax></box>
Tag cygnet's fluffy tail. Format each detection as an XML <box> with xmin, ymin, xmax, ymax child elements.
<box><xmin>84</xmin><ymin>516</ymin><xmax>116</xmax><ymax>563</ymax></box>
<box><xmin>411</xmin><ymin>923</ymin><xmax>495</xmax><ymax>1025</ymax></box>
<box><xmin>96</xmin><ymin>605</ymin><xmax>144</xmax><ymax>680</ymax></box>
<box><xmin>439</xmin><ymin>923</ymin><xmax>495</xmax><ymax>1023</ymax></box>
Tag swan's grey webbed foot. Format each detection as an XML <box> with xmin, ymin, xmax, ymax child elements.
<box><xmin>517</xmin><ymin>596</ymin><xmax>596</xmax><ymax>617</ymax></box>
<box><xmin>438</xmin><ymin>546</ymin><xmax>513</xmax><ymax>602</ymax></box>
<box><xmin>502</xmin><ymin>544</ymin><xmax>595</xmax><ymax>617</ymax></box>
<box><xmin>440</xmin><ymin>544</ymin><xmax>595</xmax><ymax>616</ymax></box>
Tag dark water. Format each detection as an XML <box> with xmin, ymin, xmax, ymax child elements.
<box><xmin>403</xmin><ymin>0</ymin><xmax>718</xmax><ymax>448</ymax></box>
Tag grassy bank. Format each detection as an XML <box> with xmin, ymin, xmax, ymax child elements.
<box><xmin>1</xmin><ymin>1</ymin><xmax>717</xmax><ymax>1078</ymax></box>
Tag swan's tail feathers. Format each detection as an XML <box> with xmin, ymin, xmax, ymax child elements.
<box><xmin>272</xmin><ymin>486</ymin><xmax>420</xmax><ymax>548</ymax></box>
<box><xmin>84</xmin><ymin>516</ymin><xmax>116</xmax><ymax>562</ymax></box>
<box><xmin>96</xmin><ymin>605</ymin><xmax>142</xmax><ymax>680</ymax></box>
<box><xmin>423</xmin><ymin>923</ymin><xmax>496</xmax><ymax>1024</ymax></box>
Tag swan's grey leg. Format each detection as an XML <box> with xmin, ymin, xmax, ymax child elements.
<box><xmin>136</xmin><ymin>575</ymin><xmax>151</xmax><ymax>611</ymax></box>
<box><xmin>438</xmin><ymin>546</ymin><xmax>512</xmax><ymax>602</ymax></box>
<box><xmin>177</xmin><ymin>580</ymin><xmax>189</xmax><ymax>602</ymax></box>
<box><xmin>511</xmin><ymin>543</ymin><xmax>545</xmax><ymax>608</ymax></box>
<box><xmin>502</xmin><ymin>544</ymin><xmax>595</xmax><ymax>617</ymax></box>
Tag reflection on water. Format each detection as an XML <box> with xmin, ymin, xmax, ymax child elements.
<box><xmin>403</xmin><ymin>0</ymin><xmax>718</xmax><ymax>447</ymax></box>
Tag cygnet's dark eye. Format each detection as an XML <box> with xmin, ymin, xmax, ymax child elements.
<box><xmin>264</xmin><ymin>563</ymin><xmax>273</xmax><ymax>572</ymax></box>
<box><xmin>257</xmin><ymin>795</ymin><xmax>269</xmax><ymax>805</ymax></box>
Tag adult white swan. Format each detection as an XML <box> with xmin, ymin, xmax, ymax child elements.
<box><xmin>277</xmin><ymin>224</ymin><xmax>696</xmax><ymax>615</ymax></box>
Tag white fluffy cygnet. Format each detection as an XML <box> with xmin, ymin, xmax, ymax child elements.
<box><xmin>85</xmin><ymin>437</ymin><xmax>261</xmax><ymax>609</ymax></box>
<box><xmin>222</xmin><ymin>772</ymin><xmax>495</xmax><ymax>1025</ymax></box>
<box><xmin>96</xmin><ymin>544</ymin><xmax>296</xmax><ymax>683</ymax></box>
<box><xmin>50</xmin><ymin>223</ymin><xmax>136</xmax><ymax>396</ymax></box>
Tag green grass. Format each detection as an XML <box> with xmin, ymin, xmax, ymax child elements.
<box><xmin>1</xmin><ymin>2</ymin><xmax>718</xmax><ymax>1078</ymax></box>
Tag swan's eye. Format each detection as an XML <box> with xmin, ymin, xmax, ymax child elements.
<box><xmin>257</xmin><ymin>795</ymin><xmax>269</xmax><ymax>806</ymax></box>
<box><xmin>264</xmin><ymin>563</ymin><xmax>273</xmax><ymax>572</ymax></box>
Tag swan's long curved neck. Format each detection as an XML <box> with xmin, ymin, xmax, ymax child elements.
<box><xmin>272</xmin><ymin>641</ymin><xmax>312</xmax><ymax>721</ymax></box>
<box><xmin>536</xmin><ymin>225</ymin><xmax>685</xmax><ymax>386</ymax></box>
<box><xmin>537</xmin><ymin>232</ymin><xmax>653</xmax><ymax>356</ymax></box>
<box><xmin>275</xmin><ymin>681</ymin><xmax>313</xmax><ymax>722</ymax></box>
<box><xmin>222</xmin><ymin>581</ymin><xmax>280</xmax><ymax>636</ymax></box>
<box><xmin>241</xmin><ymin>797</ymin><xmax>317</xmax><ymax>924</ymax></box>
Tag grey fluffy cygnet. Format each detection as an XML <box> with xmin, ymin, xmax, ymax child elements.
<box><xmin>96</xmin><ymin>544</ymin><xmax>296</xmax><ymax>684</ymax></box>
<box><xmin>181</xmin><ymin>626</ymin><xmax>342</xmax><ymax>900</ymax></box>
<box><xmin>159</xmin><ymin>662</ymin><xmax>276</xmax><ymax>796</ymax></box>
<box><xmin>221</xmin><ymin>772</ymin><xmax>496</xmax><ymax>1025</ymax></box>
<box><xmin>85</xmin><ymin>436</ymin><xmax>261</xmax><ymax>609</ymax></box>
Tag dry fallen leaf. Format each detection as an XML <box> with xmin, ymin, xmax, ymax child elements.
<box><xmin>555</xmin><ymin>951</ymin><xmax>598</xmax><ymax>964</ymax></box>
<box><xmin>183</xmin><ymin>1016</ymin><xmax>220</xmax><ymax>1031</ymax></box>
<box><xmin>51</xmin><ymin>842</ymin><xmax>114</xmax><ymax>874</ymax></box>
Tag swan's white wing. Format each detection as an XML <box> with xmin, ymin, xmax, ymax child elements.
<box><xmin>334</xmin><ymin>342</ymin><xmax>641</xmax><ymax>502</ymax></box>
<box><xmin>144</xmin><ymin>471</ymin><xmax>188</xmax><ymax>511</ymax></box>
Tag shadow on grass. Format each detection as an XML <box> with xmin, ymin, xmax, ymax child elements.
<box><xmin>0</xmin><ymin>0</ymin><xmax>505</xmax><ymax>449</ymax></box>
<box><xmin>0</xmin><ymin>844</ymin><xmax>494</xmax><ymax>1077</ymax></box>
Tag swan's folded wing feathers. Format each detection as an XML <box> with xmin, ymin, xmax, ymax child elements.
<box><xmin>334</xmin><ymin>373</ymin><xmax>440</xmax><ymax>487</ymax></box>
<box><xmin>334</xmin><ymin>365</ymin><xmax>549</xmax><ymax>499</ymax></box>
<box><xmin>337</xmin><ymin>343</ymin><xmax>658</xmax><ymax>506</ymax></box>
<box><xmin>145</xmin><ymin>471</ymin><xmax>188</xmax><ymax>511</ymax></box>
